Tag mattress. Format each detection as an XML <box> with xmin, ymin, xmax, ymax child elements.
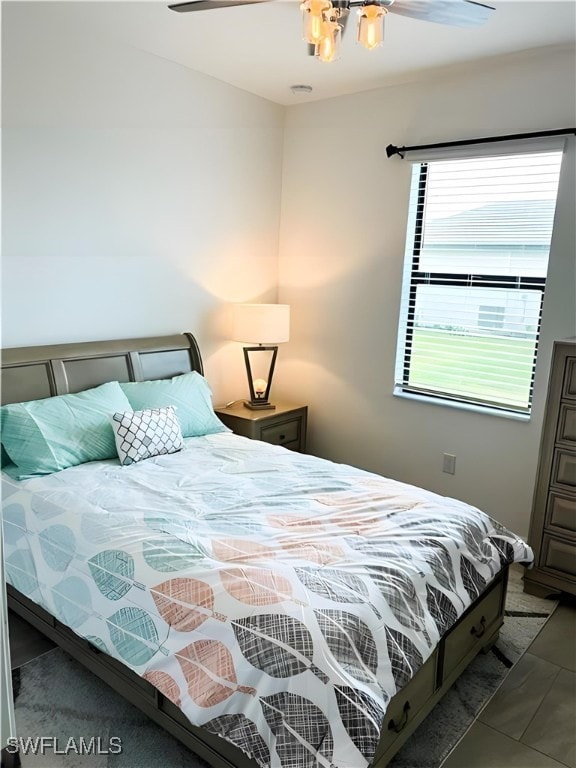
<box><xmin>2</xmin><ymin>433</ymin><xmax>533</xmax><ymax>768</ymax></box>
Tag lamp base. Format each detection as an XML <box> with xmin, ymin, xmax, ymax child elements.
<box><xmin>243</xmin><ymin>401</ymin><xmax>276</xmax><ymax>410</ymax></box>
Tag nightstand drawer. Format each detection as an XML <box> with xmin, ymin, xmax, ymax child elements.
<box><xmin>261</xmin><ymin>418</ymin><xmax>300</xmax><ymax>446</ymax></box>
<box><xmin>214</xmin><ymin>402</ymin><xmax>307</xmax><ymax>454</ymax></box>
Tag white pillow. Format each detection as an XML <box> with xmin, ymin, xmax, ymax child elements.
<box><xmin>111</xmin><ymin>406</ymin><xmax>184</xmax><ymax>466</ymax></box>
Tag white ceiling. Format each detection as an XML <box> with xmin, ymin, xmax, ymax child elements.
<box><xmin>20</xmin><ymin>1</ymin><xmax>576</xmax><ymax>104</ymax></box>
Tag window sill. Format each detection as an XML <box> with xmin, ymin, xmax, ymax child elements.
<box><xmin>393</xmin><ymin>387</ymin><xmax>531</xmax><ymax>422</ymax></box>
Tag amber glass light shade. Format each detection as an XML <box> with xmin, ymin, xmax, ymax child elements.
<box><xmin>315</xmin><ymin>18</ymin><xmax>342</xmax><ymax>62</ymax></box>
<box><xmin>301</xmin><ymin>0</ymin><xmax>333</xmax><ymax>44</ymax></box>
<box><xmin>357</xmin><ymin>4</ymin><xmax>386</xmax><ymax>50</ymax></box>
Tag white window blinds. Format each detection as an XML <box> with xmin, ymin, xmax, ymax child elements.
<box><xmin>395</xmin><ymin>146</ymin><xmax>563</xmax><ymax>414</ymax></box>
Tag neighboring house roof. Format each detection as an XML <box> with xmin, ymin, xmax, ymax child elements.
<box><xmin>423</xmin><ymin>200</ymin><xmax>557</xmax><ymax>247</ymax></box>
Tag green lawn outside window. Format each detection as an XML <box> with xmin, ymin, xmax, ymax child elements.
<box><xmin>408</xmin><ymin>329</ymin><xmax>536</xmax><ymax>409</ymax></box>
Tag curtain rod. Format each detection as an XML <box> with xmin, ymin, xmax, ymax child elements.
<box><xmin>386</xmin><ymin>127</ymin><xmax>576</xmax><ymax>159</ymax></box>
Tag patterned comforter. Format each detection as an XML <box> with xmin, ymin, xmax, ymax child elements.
<box><xmin>2</xmin><ymin>432</ymin><xmax>532</xmax><ymax>768</ymax></box>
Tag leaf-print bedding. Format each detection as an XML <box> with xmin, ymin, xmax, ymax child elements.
<box><xmin>2</xmin><ymin>432</ymin><xmax>533</xmax><ymax>768</ymax></box>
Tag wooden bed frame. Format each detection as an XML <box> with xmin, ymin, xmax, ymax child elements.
<box><xmin>1</xmin><ymin>333</ymin><xmax>509</xmax><ymax>768</ymax></box>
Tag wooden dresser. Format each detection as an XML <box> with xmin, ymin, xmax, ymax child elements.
<box><xmin>524</xmin><ymin>339</ymin><xmax>576</xmax><ymax>598</ymax></box>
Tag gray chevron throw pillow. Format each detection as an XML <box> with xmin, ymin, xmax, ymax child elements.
<box><xmin>111</xmin><ymin>406</ymin><xmax>184</xmax><ymax>466</ymax></box>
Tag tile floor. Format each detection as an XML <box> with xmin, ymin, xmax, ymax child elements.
<box><xmin>442</xmin><ymin>598</ymin><xmax>576</xmax><ymax>768</ymax></box>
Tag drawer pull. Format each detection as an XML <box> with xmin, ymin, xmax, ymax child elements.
<box><xmin>279</xmin><ymin>434</ymin><xmax>286</xmax><ymax>441</ymax></box>
<box><xmin>470</xmin><ymin>616</ymin><xmax>486</xmax><ymax>639</ymax></box>
<box><xmin>388</xmin><ymin>701</ymin><xmax>410</xmax><ymax>733</ymax></box>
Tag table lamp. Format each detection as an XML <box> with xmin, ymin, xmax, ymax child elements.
<box><xmin>230</xmin><ymin>303</ymin><xmax>290</xmax><ymax>410</ymax></box>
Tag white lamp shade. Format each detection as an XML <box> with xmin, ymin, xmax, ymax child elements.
<box><xmin>230</xmin><ymin>304</ymin><xmax>290</xmax><ymax>344</ymax></box>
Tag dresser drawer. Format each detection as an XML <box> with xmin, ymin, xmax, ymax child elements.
<box><xmin>442</xmin><ymin>577</ymin><xmax>504</xmax><ymax>680</ymax></box>
<box><xmin>542</xmin><ymin>535</ymin><xmax>576</xmax><ymax>579</ymax></box>
<box><xmin>546</xmin><ymin>492</ymin><xmax>576</xmax><ymax>535</ymax></box>
<box><xmin>260</xmin><ymin>418</ymin><xmax>300</xmax><ymax>447</ymax></box>
<box><xmin>557</xmin><ymin>404</ymin><xmax>576</xmax><ymax>445</ymax></box>
<box><xmin>563</xmin><ymin>357</ymin><xmax>576</xmax><ymax>400</ymax></box>
<box><xmin>551</xmin><ymin>449</ymin><xmax>576</xmax><ymax>489</ymax></box>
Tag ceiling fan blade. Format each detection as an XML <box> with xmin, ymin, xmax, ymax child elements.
<box><xmin>169</xmin><ymin>0</ymin><xmax>271</xmax><ymax>12</ymax></box>
<box><xmin>387</xmin><ymin>0</ymin><xmax>494</xmax><ymax>28</ymax></box>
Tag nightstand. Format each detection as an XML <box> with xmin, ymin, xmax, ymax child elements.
<box><xmin>215</xmin><ymin>401</ymin><xmax>308</xmax><ymax>453</ymax></box>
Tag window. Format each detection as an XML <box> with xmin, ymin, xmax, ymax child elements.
<box><xmin>395</xmin><ymin>147</ymin><xmax>563</xmax><ymax>415</ymax></box>
<box><xmin>478</xmin><ymin>305</ymin><xmax>505</xmax><ymax>330</ymax></box>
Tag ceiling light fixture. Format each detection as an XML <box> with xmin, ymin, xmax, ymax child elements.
<box><xmin>301</xmin><ymin>0</ymin><xmax>387</xmax><ymax>62</ymax></box>
<box><xmin>169</xmin><ymin>1</ymin><xmax>496</xmax><ymax>64</ymax></box>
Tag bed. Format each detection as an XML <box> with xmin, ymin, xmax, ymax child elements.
<box><xmin>1</xmin><ymin>333</ymin><xmax>533</xmax><ymax>768</ymax></box>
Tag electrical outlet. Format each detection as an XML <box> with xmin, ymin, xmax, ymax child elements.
<box><xmin>443</xmin><ymin>453</ymin><xmax>456</xmax><ymax>475</ymax></box>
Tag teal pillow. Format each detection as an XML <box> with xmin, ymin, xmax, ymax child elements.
<box><xmin>0</xmin><ymin>381</ymin><xmax>133</xmax><ymax>479</ymax></box>
<box><xmin>119</xmin><ymin>372</ymin><xmax>228</xmax><ymax>437</ymax></box>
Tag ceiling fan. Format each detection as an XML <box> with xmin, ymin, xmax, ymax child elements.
<box><xmin>168</xmin><ymin>0</ymin><xmax>495</xmax><ymax>63</ymax></box>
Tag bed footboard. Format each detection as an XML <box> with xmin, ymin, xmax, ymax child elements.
<box><xmin>7</xmin><ymin>566</ymin><xmax>508</xmax><ymax>768</ymax></box>
<box><xmin>7</xmin><ymin>585</ymin><xmax>251</xmax><ymax>768</ymax></box>
<box><xmin>373</xmin><ymin>566</ymin><xmax>507</xmax><ymax>766</ymax></box>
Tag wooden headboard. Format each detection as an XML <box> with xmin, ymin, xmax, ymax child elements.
<box><xmin>1</xmin><ymin>333</ymin><xmax>203</xmax><ymax>405</ymax></box>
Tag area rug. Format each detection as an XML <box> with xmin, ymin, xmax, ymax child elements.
<box><xmin>11</xmin><ymin>570</ymin><xmax>555</xmax><ymax>768</ymax></box>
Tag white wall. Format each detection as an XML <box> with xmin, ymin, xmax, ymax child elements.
<box><xmin>277</xmin><ymin>46</ymin><xmax>576</xmax><ymax>536</ymax></box>
<box><xmin>1</xmin><ymin>3</ymin><xmax>285</xmax><ymax>403</ymax></box>
<box><xmin>3</xmin><ymin>6</ymin><xmax>575</xmax><ymax>537</ymax></box>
